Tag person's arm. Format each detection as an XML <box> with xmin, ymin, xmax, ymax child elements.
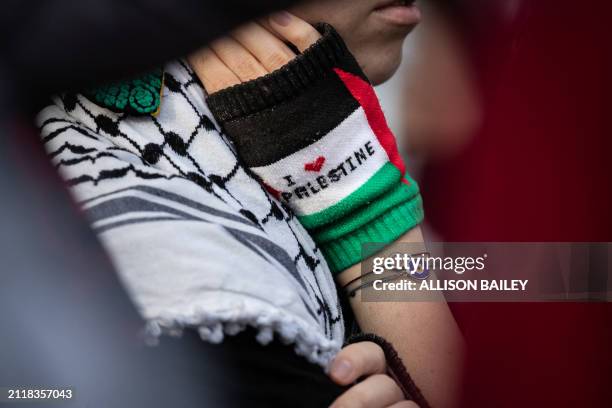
<box><xmin>336</xmin><ymin>226</ymin><xmax>464</xmax><ymax>408</ymax></box>
<box><xmin>193</xmin><ymin>14</ymin><xmax>463</xmax><ymax>407</ymax></box>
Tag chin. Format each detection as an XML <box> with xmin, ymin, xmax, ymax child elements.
<box><xmin>367</xmin><ymin>55</ymin><xmax>403</xmax><ymax>86</ymax></box>
<box><xmin>354</xmin><ymin>44</ymin><xmax>404</xmax><ymax>86</ymax></box>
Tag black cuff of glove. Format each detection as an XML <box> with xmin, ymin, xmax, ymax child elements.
<box><xmin>206</xmin><ymin>23</ymin><xmax>366</xmax><ymax>123</ymax></box>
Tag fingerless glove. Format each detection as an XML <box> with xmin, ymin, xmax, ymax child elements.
<box><xmin>207</xmin><ymin>23</ymin><xmax>424</xmax><ymax>274</ymax></box>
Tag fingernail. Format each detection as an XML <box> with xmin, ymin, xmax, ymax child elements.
<box><xmin>270</xmin><ymin>11</ymin><xmax>292</xmax><ymax>27</ymax></box>
<box><xmin>330</xmin><ymin>359</ymin><xmax>352</xmax><ymax>382</ymax></box>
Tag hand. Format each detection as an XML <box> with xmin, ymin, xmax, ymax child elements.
<box><xmin>189</xmin><ymin>11</ymin><xmax>321</xmax><ymax>94</ymax></box>
<box><xmin>329</xmin><ymin>341</ymin><xmax>419</xmax><ymax>408</ymax></box>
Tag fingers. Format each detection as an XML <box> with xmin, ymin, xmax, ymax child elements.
<box><xmin>232</xmin><ymin>22</ymin><xmax>296</xmax><ymax>72</ymax></box>
<box><xmin>188</xmin><ymin>47</ymin><xmax>240</xmax><ymax>94</ymax></box>
<box><xmin>329</xmin><ymin>342</ymin><xmax>416</xmax><ymax>408</ymax></box>
<box><xmin>210</xmin><ymin>36</ymin><xmax>268</xmax><ymax>82</ymax></box>
<box><xmin>268</xmin><ymin>11</ymin><xmax>322</xmax><ymax>52</ymax></box>
<box><xmin>329</xmin><ymin>341</ymin><xmax>387</xmax><ymax>385</ymax></box>
<box><xmin>189</xmin><ymin>12</ymin><xmax>320</xmax><ymax>94</ymax></box>
<box><xmin>330</xmin><ymin>374</ymin><xmax>405</xmax><ymax>408</ymax></box>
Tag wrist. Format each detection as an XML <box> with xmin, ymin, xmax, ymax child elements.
<box><xmin>206</xmin><ymin>23</ymin><xmax>424</xmax><ymax>274</ymax></box>
<box><xmin>207</xmin><ymin>23</ymin><xmax>364</xmax><ymax>124</ymax></box>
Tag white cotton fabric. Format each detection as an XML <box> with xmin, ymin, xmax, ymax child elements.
<box><xmin>37</xmin><ymin>61</ymin><xmax>344</xmax><ymax>367</ymax></box>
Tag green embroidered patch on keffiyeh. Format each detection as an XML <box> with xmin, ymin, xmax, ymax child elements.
<box><xmin>83</xmin><ymin>68</ymin><xmax>164</xmax><ymax>116</ymax></box>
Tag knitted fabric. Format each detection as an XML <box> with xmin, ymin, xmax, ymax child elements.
<box><xmin>37</xmin><ymin>60</ymin><xmax>344</xmax><ymax>367</ymax></box>
<box><xmin>207</xmin><ymin>24</ymin><xmax>424</xmax><ymax>274</ymax></box>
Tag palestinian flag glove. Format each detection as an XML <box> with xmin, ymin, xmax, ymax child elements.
<box><xmin>207</xmin><ymin>23</ymin><xmax>424</xmax><ymax>275</ymax></box>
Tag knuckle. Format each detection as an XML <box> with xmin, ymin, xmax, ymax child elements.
<box><xmin>373</xmin><ymin>344</ymin><xmax>386</xmax><ymax>363</ymax></box>
<box><xmin>347</xmin><ymin>353</ymin><xmax>365</xmax><ymax>375</ymax></box>
<box><xmin>368</xmin><ymin>343</ymin><xmax>386</xmax><ymax>371</ymax></box>
<box><xmin>377</xmin><ymin>374</ymin><xmax>405</xmax><ymax>402</ymax></box>
<box><xmin>233</xmin><ymin>58</ymin><xmax>260</xmax><ymax>78</ymax></box>
<box><xmin>205</xmin><ymin>75</ymin><xmax>237</xmax><ymax>93</ymax></box>
<box><xmin>219</xmin><ymin>78</ymin><xmax>237</xmax><ymax>89</ymax></box>
<box><xmin>377</xmin><ymin>373</ymin><xmax>398</xmax><ymax>389</ymax></box>
<box><xmin>354</xmin><ymin>342</ymin><xmax>385</xmax><ymax>373</ymax></box>
<box><xmin>343</xmin><ymin>391</ymin><xmax>367</xmax><ymax>408</ymax></box>
<box><xmin>265</xmin><ymin>52</ymin><xmax>291</xmax><ymax>69</ymax></box>
<box><xmin>291</xmin><ymin>30</ymin><xmax>313</xmax><ymax>46</ymax></box>
<box><xmin>208</xmin><ymin>81</ymin><xmax>229</xmax><ymax>93</ymax></box>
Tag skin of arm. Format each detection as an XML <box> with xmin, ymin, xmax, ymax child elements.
<box><xmin>190</xmin><ymin>13</ymin><xmax>464</xmax><ymax>407</ymax></box>
<box><xmin>335</xmin><ymin>226</ymin><xmax>465</xmax><ymax>408</ymax></box>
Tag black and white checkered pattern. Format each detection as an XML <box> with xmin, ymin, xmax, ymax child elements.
<box><xmin>37</xmin><ymin>60</ymin><xmax>344</xmax><ymax>366</ymax></box>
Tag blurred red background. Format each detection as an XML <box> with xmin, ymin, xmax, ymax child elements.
<box><xmin>407</xmin><ymin>0</ymin><xmax>612</xmax><ymax>405</ymax></box>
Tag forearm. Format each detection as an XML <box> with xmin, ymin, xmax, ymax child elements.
<box><xmin>203</xmin><ymin>23</ymin><xmax>462</xmax><ymax>404</ymax></box>
<box><xmin>338</xmin><ymin>226</ymin><xmax>464</xmax><ymax>408</ymax></box>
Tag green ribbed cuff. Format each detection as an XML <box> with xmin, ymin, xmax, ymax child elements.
<box><xmin>311</xmin><ymin>177</ymin><xmax>420</xmax><ymax>244</ymax></box>
<box><xmin>319</xmin><ymin>192</ymin><xmax>424</xmax><ymax>275</ymax></box>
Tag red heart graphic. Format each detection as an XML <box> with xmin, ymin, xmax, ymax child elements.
<box><xmin>304</xmin><ymin>156</ymin><xmax>326</xmax><ymax>172</ymax></box>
